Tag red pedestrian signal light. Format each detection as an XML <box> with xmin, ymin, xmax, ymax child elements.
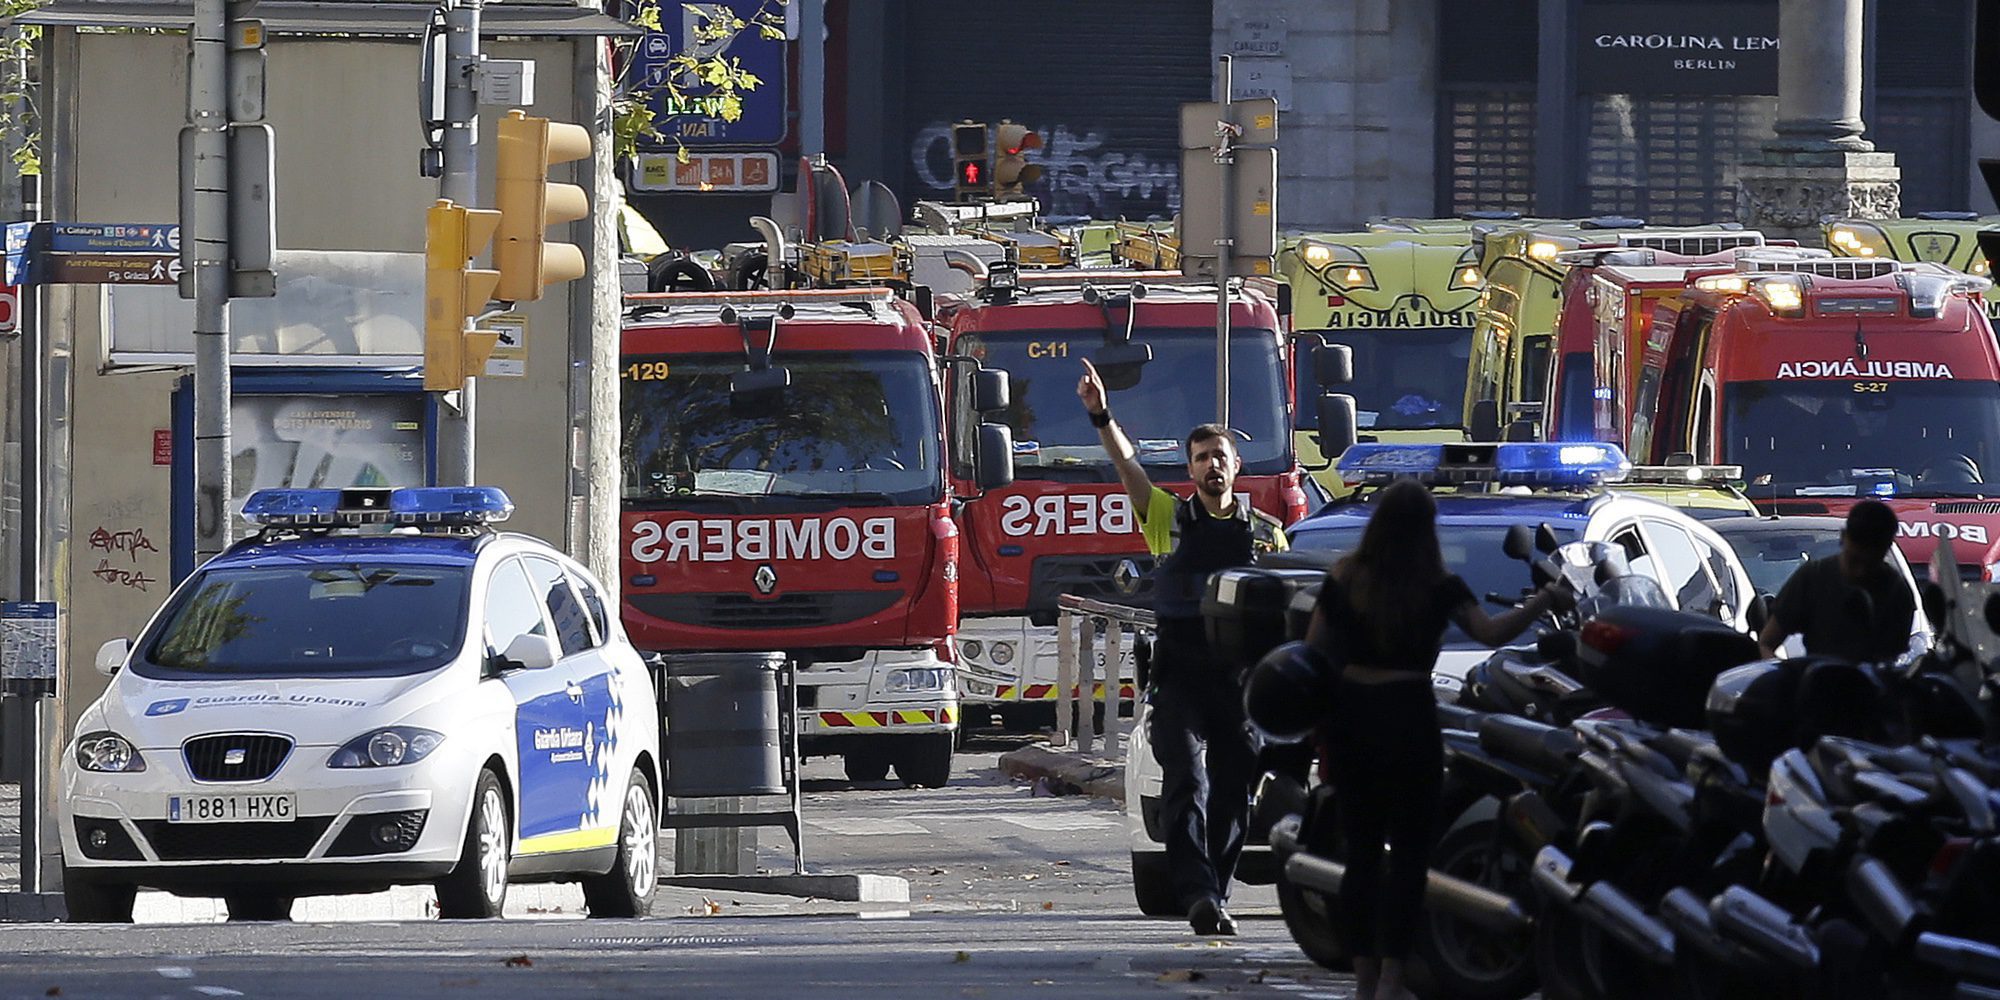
<box><xmin>952</xmin><ymin>120</ymin><xmax>989</xmax><ymax>202</ymax></box>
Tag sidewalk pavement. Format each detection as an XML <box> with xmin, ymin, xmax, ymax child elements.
<box><xmin>996</xmin><ymin>742</ymin><xmax>1125</xmax><ymax>804</ymax></box>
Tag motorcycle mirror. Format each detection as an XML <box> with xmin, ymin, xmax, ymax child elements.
<box><xmin>1502</xmin><ymin>524</ymin><xmax>1535</xmax><ymax>562</ymax></box>
<box><xmin>1534</xmin><ymin>523</ymin><xmax>1561</xmax><ymax>555</ymax></box>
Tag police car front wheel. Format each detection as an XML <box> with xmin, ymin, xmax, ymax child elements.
<box><xmin>436</xmin><ymin>769</ymin><xmax>510</xmax><ymax>919</ymax></box>
<box><xmin>61</xmin><ymin>868</ymin><xmax>136</xmax><ymax>923</ymax></box>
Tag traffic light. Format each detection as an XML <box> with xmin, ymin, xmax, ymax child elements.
<box><xmin>952</xmin><ymin>120</ymin><xmax>988</xmax><ymax>202</ymax></box>
<box><xmin>993</xmin><ymin>120</ymin><xmax>1043</xmax><ymax>200</ymax></box>
<box><xmin>494</xmin><ymin>109</ymin><xmax>591</xmax><ymax>302</ymax></box>
<box><xmin>424</xmin><ymin>198</ymin><xmax>502</xmax><ymax>391</ymax></box>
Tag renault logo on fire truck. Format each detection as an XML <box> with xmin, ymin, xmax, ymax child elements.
<box><xmin>754</xmin><ymin>564</ymin><xmax>778</xmax><ymax>595</ymax></box>
<box><xmin>1113</xmin><ymin>558</ymin><xmax>1145</xmax><ymax>595</ymax></box>
<box><xmin>628</xmin><ymin>516</ymin><xmax>898</xmax><ymax>563</ymax></box>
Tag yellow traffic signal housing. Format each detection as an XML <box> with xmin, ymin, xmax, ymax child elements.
<box><xmin>993</xmin><ymin>121</ymin><xmax>1042</xmax><ymax>199</ymax></box>
<box><xmin>494</xmin><ymin>109</ymin><xmax>592</xmax><ymax>302</ymax></box>
<box><xmin>424</xmin><ymin>198</ymin><xmax>503</xmax><ymax>391</ymax></box>
<box><xmin>952</xmin><ymin>120</ymin><xmax>989</xmax><ymax>202</ymax></box>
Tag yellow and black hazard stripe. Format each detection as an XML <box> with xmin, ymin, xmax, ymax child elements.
<box><xmin>1000</xmin><ymin>682</ymin><xmax>1138</xmax><ymax>702</ymax></box>
<box><xmin>815</xmin><ymin>707</ymin><xmax>959</xmax><ymax>728</ymax></box>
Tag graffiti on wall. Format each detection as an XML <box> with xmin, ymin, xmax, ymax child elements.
<box><xmin>90</xmin><ymin>525</ymin><xmax>159</xmax><ymax>591</ymax></box>
<box><xmin>908</xmin><ymin>120</ymin><xmax>1181</xmax><ymax>221</ymax></box>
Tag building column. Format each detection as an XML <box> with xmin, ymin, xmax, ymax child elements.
<box><xmin>1731</xmin><ymin>0</ymin><xmax>1899</xmax><ymax>243</ymax></box>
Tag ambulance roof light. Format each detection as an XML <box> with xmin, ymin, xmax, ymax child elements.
<box><xmin>1336</xmin><ymin>442</ymin><xmax>1630</xmax><ymax>488</ymax></box>
<box><xmin>242</xmin><ymin>487</ymin><xmax>514</xmax><ymax>527</ymax></box>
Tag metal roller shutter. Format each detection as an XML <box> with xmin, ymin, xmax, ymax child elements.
<box><xmin>897</xmin><ymin>0</ymin><xmax>1214</xmax><ymax>222</ymax></box>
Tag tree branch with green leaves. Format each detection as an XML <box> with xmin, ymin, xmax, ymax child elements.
<box><xmin>609</xmin><ymin>0</ymin><xmax>787</xmax><ymax>164</ymax></box>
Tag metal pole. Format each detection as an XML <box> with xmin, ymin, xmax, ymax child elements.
<box><xmin>1078</xmin><ymin>617</ymin><xmax>1098</xmax><ymax>755</ymax></box>
<box><xmin>17</xmin><ymin>696</ymin><xmax>36</xmax><ymax>891</ymax></box>
<box><xmin>799</xmin><ymin>0</ymin><xmax>824</xmax><ymax>158</ymax></box>
<box><xmin>190</xmin><ymin>0</ymin><xmax>233</xmax><ymax>563</ymax></box>
<box><xmin>1055</xmin><ymin>609</ymin><xmax>1075</xmax><ymax>748</ymax></box>
<box><xmin>1102</xmin><ymin>623</ymin><xmax>1124</xmax><ymax>751</ymax></box>
<box><xmin>436</xmin><ymin>0</ymin><xmax>482</xmax><ymax>485</ymax></box>
<box><xmin>1214</xmin><ymin>55</ymin><xmax>1233</xmax><ymax>428</ymax></box>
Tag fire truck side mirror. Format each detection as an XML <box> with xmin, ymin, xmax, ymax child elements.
<box><xmin>912</xmin><ymin>285</ymin><xmax>936</xmax><ymax>321</ymax></box>
<box><xmin>1470</xmin><ymin>400</ymin><xmax>1501</xmax><ymax>441</ymax></box>
<box><xmin>1315</xmin><ymin>393</ymin><xmax>1357</xmax><ymax>460</ymax></box>
<box><xmin>1313</xmin><ymin>342</ymin><xmax>1353</xmax><ymax>386</ymax></box>
<box><xmin>975</xmin><ymin>422</ymin><xmax>1016</xmax><ymax>491</ymax></box>
<box><xmin>972</xmin><ymin>368</ymin><xmax>1011</xmax><ymax>414</ymax></box>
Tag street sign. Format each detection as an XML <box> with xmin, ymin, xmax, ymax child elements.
<box><xmin>1180</xmin><ymin>97</ymin><xmax>1279</xmax><ymax>149</ymax></box>
<box><xmin>485</xmin><ymin>312</ymin><xmax>526</xmax><ymax>377</ymax></box>
<box><xmin>0</xmin><ymin>283</ymin><xmax>17</xmax><ymax>334</ymax></box>
<box><xmin>5</xmin><ymin>222</ymin><xmax>37</xmax><ymax>285</ymax></box>
<box><xmin>44</xmin><ymin>253</ymin><xmax>182</xmax><ymax>285</ymax></box>
<box><xmin>1180</xmin><ymin>145</ymin><xmax>1278</xmax><ymax>260</ymax></box>
<box><xmin>632</xmin><ymin>150</ymin><xmax>780</xmax><ymax>192</ymax></box>
<box><xmin>45</xmin><ymin>223</ymin><xmax>180</xmax><ymax>254</ymax></box>
<box><xmin>629</xmin><ymin>0</ymin><xmax>789</xmax><ymax>148</ymax></box>
<box><xmin>0</xmin><ymin>601</ymin><xmax>57</xmax><ymax>684</ymax></box>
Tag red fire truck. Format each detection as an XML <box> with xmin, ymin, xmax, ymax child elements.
<box><xmin>1631</xmin><ymin>253</ymin><xmax>2000</xmax><ymax>578</ymax></box>
<box><xmin>619</xmin><ymin>286</ymin><xmax>1013</xmax><ymax>785</ymax></box>
<box><xmin>937</xmin><ymin>267</ymin><xmax>1343</xmax><ymax>724</ymax></box>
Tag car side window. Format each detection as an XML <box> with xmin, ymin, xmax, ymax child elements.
<box><xmin>1645</xmin><ymin>521</ymin><xmax>1723</xmax><ymax>618</ymax></box>
<box><xmin>1610</xmin><ymin>525</ymin><xmax>1658</xmax><ymax>581</ymax></box>
<box><xmin>525</xmin><ymin>557</ymin><xmax>593</xmax><ymax>658</ymax></box>
<box><xmin>484</xmin><ymin>560</ymin><xmax>548</xmax><ymax>661</ymax></box>
<box><xmin>569</xmin><ymin>569</ymin><xmax>611</xmax><ymax>647</ymax></box>
<box><xmin>1695</xmin><ymin>535</ymin><xmax>1741</xmax><ymax>616</ymax></box>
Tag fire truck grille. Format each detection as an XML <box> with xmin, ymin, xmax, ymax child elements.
<box><xmin>1742</xmin><ymin>257</ymin><xmax>1900</xmax><ymax>280</ymax></box>
<box><xmin>628</xmin><ymin>590</ymin><xmax>903</xmax><ymax>630</ymax></box>
<box><xmin>1931</xmin><ymin>502</ymin><xmax>2000</xmax><ymax>515</ymax></box>
<box><xmin>1029</xmin><ymin>555</ymin><xmax>1154</xmax><ymax>620</ymax></box>
<box><xmin>135</xmin><ymin>817</ymin><xmax>334</xmax><ymax>861</ymax></box>
<box><xmin>183</xmin><ymin>734</ymin><xmax>292</xmax><ymax>782</ymax></box>
<box><xmin>1621</xmin><ymin>232</ymin><xmax>1763</xmax><ymax>255</ymax></box>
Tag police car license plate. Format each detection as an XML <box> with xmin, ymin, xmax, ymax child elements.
<box><xmin>168</xmin><ymin>793</ymin><xmax>295</xmax><ymax>823</ymax></box>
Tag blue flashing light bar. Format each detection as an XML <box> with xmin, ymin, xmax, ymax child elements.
<box><xmin>1337</xmin><ymin>442</ymin><xmax>1631</xmax><ymax>488</ymax></box>
<box><xmin>242</xmin><ymin>487</ymin><xmax>514</xmax><ymax>527</ymax></box>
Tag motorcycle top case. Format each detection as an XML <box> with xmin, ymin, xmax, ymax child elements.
<box><xmin>1706</xmin><ymin>655</ymin><xmax>1882</xmax><ymax>776</ymax></box>
<box><xmin>1203</xmin><ymin>562</ymin><xmax>1330</xmax><ymax>673</ymax></box>
<box><xmin>1577</xmin><ymin>605</ymin><xmax>1761</xmax><ymax>729</ymax></box>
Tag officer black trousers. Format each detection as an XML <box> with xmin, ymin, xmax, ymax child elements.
<box><xmin>1148</xmin><ymin>631</ymin><xmax>1256</xmax><ymax>911</ymax></box>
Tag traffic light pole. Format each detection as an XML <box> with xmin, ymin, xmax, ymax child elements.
<box><xmin>189</xmin><ymin>0</ymin><xmax>234</xmax><ymax>564</ymax></box>
<box><xmin>1213</xmin><ymin>55</ymin><xmax>1233</xmax><ymax>429</ymax></box>
<box><xmin>437</xmin><ymin>0</ymin><xmax>482</xmax><ymax>486</ymax></box>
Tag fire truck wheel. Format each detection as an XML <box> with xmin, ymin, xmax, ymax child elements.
<box><xmin>843</xmin><ymin>748</ymin><xmax>892</xmax><ymax>783</ymax></box>
<box><xmin>893</xmin><ymin>734</ymin><xmax>954</xmax><ymax>789</ymax></box>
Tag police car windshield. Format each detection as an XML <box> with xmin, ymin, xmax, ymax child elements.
<box><xmin>1709</xmin><ymin>523</ymin><xmax>1841</xmax><ymax>597</ymax></box>
<box><xmin>964</xmin><ymin>328</ymin><xmax>1288</xmax><ymax>478</ymax></box>
<box><xmin>1724</xmin><ymin>380</ymin><xmax>2000</xmax><ymax>496</ymax></box>
<box><xmin>1288</xmin><ymin>522</ymin><xmax>1578</xmax><ymax>641</ymax></box>
<box><xmin>137</xmin><ymin>563</ymin><xmax>471</xmax><ymax>678</ymax></box>
<box><xmin>621</xmin><ymin>350</ymin><xmax>942</xmax><ymax>504</ymax></box>
<box><xmin>1304</xmin><ymin>328</ymin><xmax>1470</xmax><ymax>431</ymax></box>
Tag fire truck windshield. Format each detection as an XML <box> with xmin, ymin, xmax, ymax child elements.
<box><xmin>1307</xmin><ymin>327</ymin><xmax>1470</xmax><ymax>431</ymax></box>
<box><xmin>1724</xmin><ymin>380</ymin><xmax>2000</xmax><ymax>495</ymax></box>
<box><xmin>620</xmin><ymin>350</ymin><xmax>943</xmax><ymax>504</ymax></box>
<box><xmin>962</xmin><ymin>328</ymin><xmax>1288</xmax><ymax>478</ymax></box>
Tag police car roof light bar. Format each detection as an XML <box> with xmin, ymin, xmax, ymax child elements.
<box><xmin>1336</xmin><ymin>442</ymin><xmax>1631</xmax><ymax>489</ymax></box>
<box><xmin>242</xmin><ymin>486</ymin><xmax>513</xmax><ymax>528</ymax></box>
<box><xmin>1624</xmin><ymin>464</ymin><xmax>1744</xmax><ymax>486</ymax></box>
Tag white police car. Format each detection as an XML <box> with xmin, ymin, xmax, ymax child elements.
<box><xmin>59</xmin><ymin>487</ymin><xmax>662</xmax><ymax>922</ymax></box>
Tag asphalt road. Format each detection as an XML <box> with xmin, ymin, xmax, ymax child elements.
<box><xmin>0</xmin><ymin>725</ymin><xmax>1360</xmax><ymax>998</ymax></box>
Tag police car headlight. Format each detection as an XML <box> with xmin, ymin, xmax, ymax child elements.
<box><xmin>959</xmin><ymin>640</ymin><xmax>984</xmax><ymax>662</ymax></box>
<box><xmin>989</xmin><ymin>641</ymin><xmax>1016</xmax><ymax>666</ymax></box>
<box><xmin>75</xmin><ymin>732</ymin><xmax>146</xmax><ymax>773</ymax></box>
<box><xmin>328</xmin><ymin>727</ymin><xmax>445</xmax><ymax>768</ymax></box>
<box><xmin>885</xmin><ymin>668</ymin><xmax>947</xmax><ymax>692</ymax></box>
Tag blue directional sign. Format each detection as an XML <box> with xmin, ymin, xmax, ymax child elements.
<box><xmin>4</xmin><ymin>222</ymin><xmax>38</xmax><ymax>286</ymax></box>
<box><xmin>45</xmin><ymin>222</ymin><xmax>179</xmax><ymax>254</ymax></box>
<box><xmin>628</xmin><ymin>0</ymin><xmax>788</xmax><ymax>148</ymax></box>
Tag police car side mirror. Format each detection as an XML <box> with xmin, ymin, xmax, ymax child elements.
<box><xmin>975</xmin><ymin>422</ymin><xmax>1015</xmax><ymax>491</ymax></box>
<box><xmin>971</xmin><ymin>368</ymin><xmax>1011</xmax><ymax>414</ymax></box>
<box><xmin>94</xmin><ymin>638</ymin><xmax>130</xmax><ymax>677</ymax></box>
<box><xmin>500</xmin><ymin>633</ymin><xmax>560</xmax><ymax>672</ymax></box>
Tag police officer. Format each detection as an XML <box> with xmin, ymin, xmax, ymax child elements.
<box><xmin>1079</xmin><ymin>358</ymin><xmax>1285</xmax><ymax>936</ymax></box>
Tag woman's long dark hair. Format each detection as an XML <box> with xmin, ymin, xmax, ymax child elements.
<box><xmin>1334</xmin><ymin>478</ymin><xmax>1448</xmax><ymax>653</ymax></box>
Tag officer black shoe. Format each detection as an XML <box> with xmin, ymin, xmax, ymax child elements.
<box><xmin>1188</xmin><ymin>896</ymin><xmax>1238</xmax><ymax>936</ymax></box>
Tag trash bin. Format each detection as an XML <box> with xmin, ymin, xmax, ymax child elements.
<box><xmin>661</xmin><ymin>651</ymin><xmax>786</xmax><ymax>797</ymax></box>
